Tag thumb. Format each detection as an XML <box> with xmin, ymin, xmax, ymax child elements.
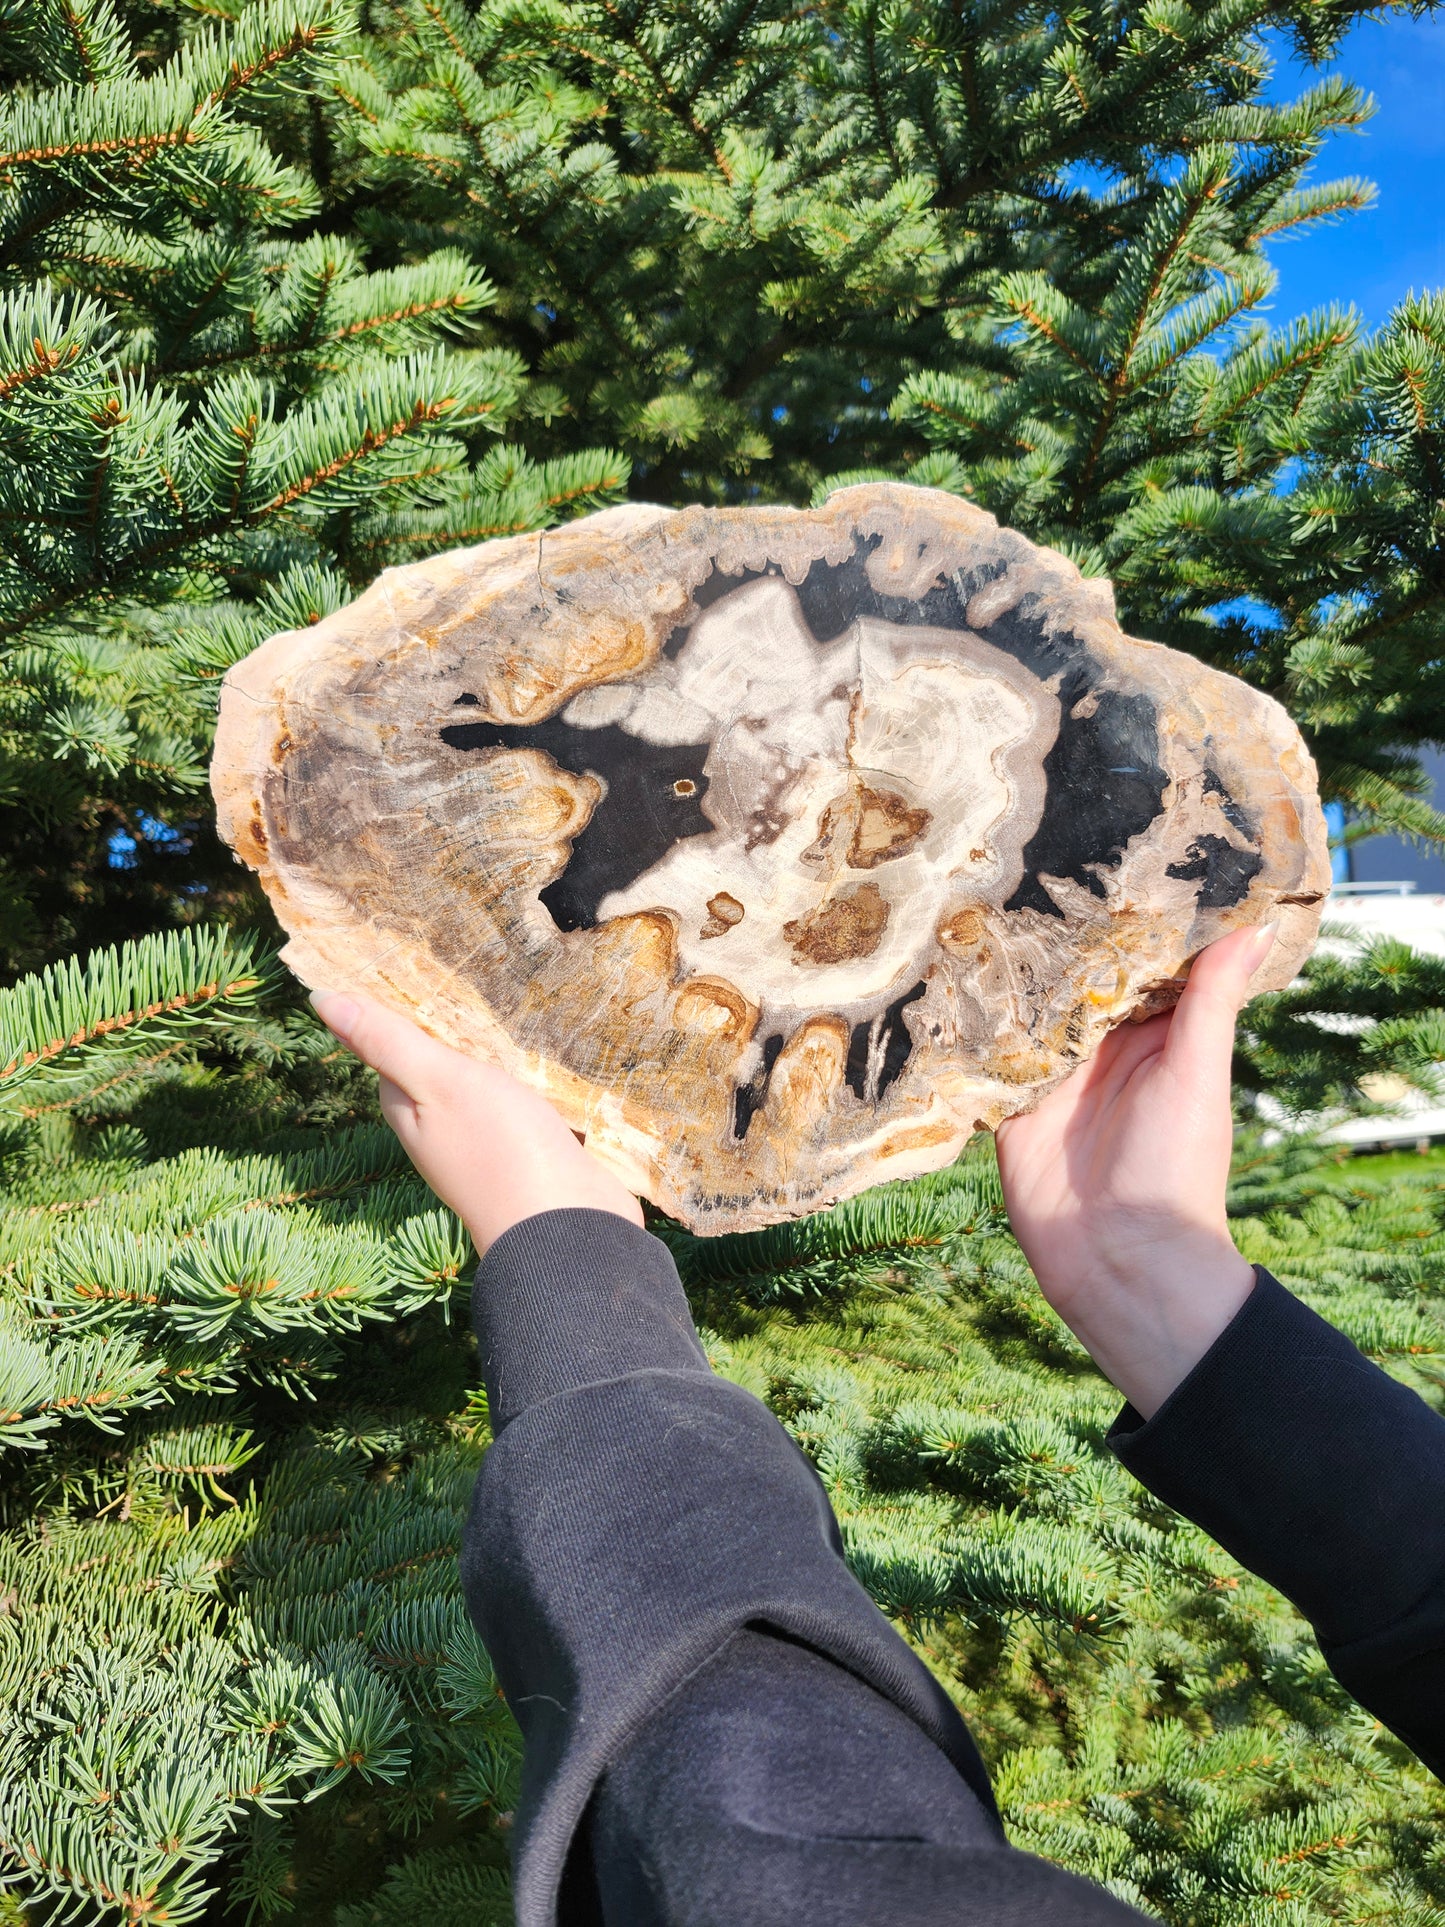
<box><xmin>310</xmin><ymin>990</ymin><xmax>462</xmax><ymax>1101</ymax></box>
<box><xmin>1161</xmin><ymin>922</ymin><xmax>1277</xmax><ymax>1087</ymax></box>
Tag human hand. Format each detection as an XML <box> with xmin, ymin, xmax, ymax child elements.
<box><xmin>310</xmin><ymin>992</ymin><xmax>643</xmax><ymax>1256</ymax></box>
<box><xmin>994</xmin><ymin>924</ymin><xmax>1277</xmax><ymax>1419</ymax></box>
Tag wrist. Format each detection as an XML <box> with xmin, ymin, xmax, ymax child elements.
<box><xmin>1039</xmin><ymin>1233</ymin><xmax>1255</xmax><ymax>1420</ymax></box>
<box><xmin>461</xmin><ymin>1169</ymin><xmax>643</xmax><ymax>1259</ymax></box>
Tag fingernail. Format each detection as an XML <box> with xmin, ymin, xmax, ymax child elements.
<box><xmin>1245</xmin><ymin>921</ymin><xmax>1278</xmax><ymax>969</ymax></box>
<box><xmin>310</xmin><ymin>990</ymin><xmax>361</xmax><ymax>1039</ymax></box>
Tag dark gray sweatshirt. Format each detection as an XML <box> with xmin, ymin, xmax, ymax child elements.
<box><xmin>459</xmin><ymin>1209</ymin><xmax>1445</xmax><ymax>1925</ymax></box>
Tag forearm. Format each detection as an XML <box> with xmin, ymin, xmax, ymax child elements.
<box><xmin>470</xmin><ymin>1207</ymin><xmax>710</xmax><ymax>1425</ymax></box>
<box><xmin>1109</xmin><ymin>1266</ymin><xmax>1445</xmax><ymax>1777</ymax></box>
<box><xmin>461</xmin><ymin>1209</ymin><xmax>1002</xmax><ymax>1925</ymax></box>
<box><xmin>586</xmin><ymin>1626</ymin><xmax>1147</xmax><ymax>1925</ymax></box>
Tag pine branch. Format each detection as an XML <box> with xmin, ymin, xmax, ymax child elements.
<box><xmin>663</xmin><ymin>1152</ymin><xmax>1005</xmax><ymax>1300</ymax></box>
<box><xmin>0</xmin><ymin>927</ymin><xmax>278</xmax><ymax>1095</ymax></box>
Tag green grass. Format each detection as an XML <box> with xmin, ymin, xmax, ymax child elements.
<box><xmin>1344</xmin><ymin>1143</ymin><xmax>1445</xmax><ymax>1185</ymax></box>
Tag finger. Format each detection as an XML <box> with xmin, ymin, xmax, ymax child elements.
<box><xmin>1091</xmin><ymin>1007</ymin><xmax>1172</xmax><ymax>1084</ymax></box>
<box><xmin>377</xmin><ymin>1074</ymin><xmax>419</xmax><ymax>1134</ymax></box>
<box><xmin>1161</xmin><ymin>923</ymin><xmax>1276</xmax><ymax>1087</ymax></box>
<box><xmin>997</xmin><ymin>1011</ymin><xmax>1169</xmax><ymax>1164</ymax></box>
<box><xmin>1052</xmin><ymin>1008</ymin><xmax>1171</xmax><ymax>1113</ymax></box>
<box><xmin>310</xmin><ymin>990</ymin><xmax>462</xmax><ymax>1101</ymax></box>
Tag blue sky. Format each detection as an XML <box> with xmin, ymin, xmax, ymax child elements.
<box><xmin>1251</xmin><ymin>11</ymin><xmax>1445</xmax><ymax>889</ymax></box>
<box><xmin>1264</xmin><ymin>11</ymin><xmax>1445</xmax><ymax>330</ymax></box>
<box><xmin>1069</xmin><ymin>25</ymin><xmax>1445</xmax><ymax>877</ymax></box>
<box><xmin>1053</xmin><ymin>17</ymin><xmax>1444</xmax><ymax>881</ymax></box>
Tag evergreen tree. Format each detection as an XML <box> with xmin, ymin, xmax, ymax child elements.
<box><xmin>1</xmin><ymin>0</ymin><xmax>1444</xmax><ymax>1919</ymax></box>
<box><xmin>0</xmin><ymin>0</ymin><xmax>628</xmax><ymax>969</ymax></box>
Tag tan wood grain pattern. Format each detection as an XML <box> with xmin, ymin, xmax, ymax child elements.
<box><xmin>211</xmin><ymin>484</ymin><xmax>1330</xmax><ymax>1233</ymax></box>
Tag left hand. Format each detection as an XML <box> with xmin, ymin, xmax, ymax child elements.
<box><xmin>310</xmin><ymin>992</ymin><xmax>643</xmax><ymax>1256</ymax></box>
<box><xmin>995</xmin><ymin>925</ymin><xmax>1274</xmax><ymax>1418</ymax></box>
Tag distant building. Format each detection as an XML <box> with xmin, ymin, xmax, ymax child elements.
<box><xmin>1337</xmin><ymin>747</ymin><xmax>1445</xmax><ymax>893</ymax></box>
<box><xmin>1297</xmin><ymin>747</ymin><xmax>1445</xmax><ymax>1151</ymax></box>
<box><xmin>1272</xmin><ymin>881</ymin><xmax>1445</xmax><ymax>1154</ymax></box>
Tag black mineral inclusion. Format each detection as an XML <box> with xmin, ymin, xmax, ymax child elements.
<box><xmin>440</xmin><ymin>708</ymin><xmax>713</xmax><ymax>934</ymax></box>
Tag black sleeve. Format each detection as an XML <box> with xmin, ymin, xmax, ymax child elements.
<box><xmin>460</xmin><ymin>1208</ymin><xmax>1151</xmax><ymax>1927</ymax></box>
<box><xmin>1109</xmin><ymin>1265</ymin><xmax>1445</xmax><ymax>1779</ymax></box>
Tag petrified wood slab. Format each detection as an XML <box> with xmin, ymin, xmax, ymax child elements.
<box><xmin>212</xmin><ymin>484</ymin><xmax>1329</xmax><ymax>1234</ymax></box>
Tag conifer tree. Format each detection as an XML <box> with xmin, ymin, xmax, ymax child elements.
<box><xmin>1</xmin><ymin>0</ymin><xmax>1444</xmax><ymax>1919</ymax></box>
<box><xmin>0</xmin><ymin>0</ymin><xmax>628</xmax><ymax>969</ymax></box>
